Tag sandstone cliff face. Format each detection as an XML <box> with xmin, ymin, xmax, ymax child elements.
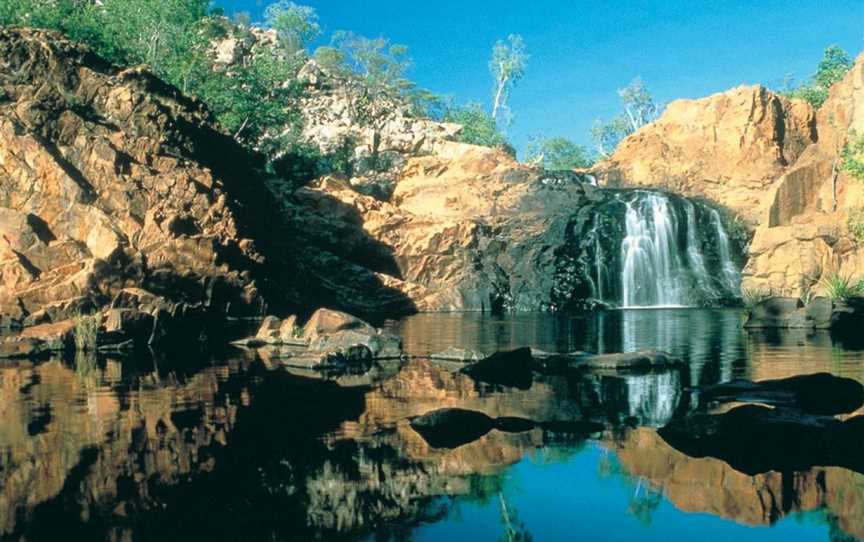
<box><xmin>596</xmin><ymin>56</ymin><xmax>864</xmax><ymax>298</ymax></box>
<box><xmin>291</xmin><ymin>142</ymin><xmax>598</xmax><ymax>312</ymax></box>
<box><xmin>595</xmin><ymin>85</ymin><xmax>816</xmax><ymax>223</ymax></box>
<box><xmin>0</xmin><ymin>28</ymin><xmax>433</xmax><ymax>334</ymax></box>
<box><xmin>744</xmin><ymin>54</ymin><xmax>864</xmax><ymax>296</ymax></box>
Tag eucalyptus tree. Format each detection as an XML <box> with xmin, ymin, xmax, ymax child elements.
<box><xmin>489</xmin><ymin>34</ymin><xmax>527</xmax><ymax>125</ymax></box>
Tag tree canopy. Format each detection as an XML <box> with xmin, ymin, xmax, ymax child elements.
<box><xmin>782</xmin><ymin>45</ymin><xmax>853</xmax><ymax>108</ymax></box>
<box><xmin>526</xmin><ymin>136</ymin><xmax>593</xmax><ymax>170</ymax></box>
<box><xmin>591</xmin><ymin>78</ymin><xmax>659</xmax><ymax>158</ymax></box>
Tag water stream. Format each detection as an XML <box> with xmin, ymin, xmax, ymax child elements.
<box><xmin>586</xmin><ymin>190</ymin><xmax>742</xmax><ymax>308</ymax></box>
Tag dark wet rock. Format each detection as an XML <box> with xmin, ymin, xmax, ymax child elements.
<box><xmin>428</xmin><ymin>347</ymin><xmax>486</xmax><ymax>362</ymax></box>
<box><xmin>743</xmin><ymin>297</ymin><xmax>805</xmax><ymax>328</ymax></box>
<box><xmin>102</xmin><ymin>308</ymin><xmax>155</xmax><ymax>346</ymax></box>
<box><xmin>659</xmin><ymin>404</ymin><xmax>864</xmax><ymax>475</ymax></box>
<box><xmin>410</xmin><ymin>408</ymin><xmax>494</xmax><ymax>449</ymax></box>
<box><xmin>830</xmin><ymin>298</ymin><xmax>864</xmax><ymax>334</ymax></box>
<box><xmin>461</xmin><ymin>347</ymin><xmax>537</xmax><ymax>390</ymax></box>
<box><xmin>701</xmin><ymin>373</ymin><xmax>864</xmax><ymax>415</ymax></box>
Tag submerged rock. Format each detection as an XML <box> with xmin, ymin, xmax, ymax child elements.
<box><xmin>540</xmin><ymin>349</ymin><xmax>683</xmax><ymax>373</ymax></box>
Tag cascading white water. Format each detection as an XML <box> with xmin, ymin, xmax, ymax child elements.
<box><xmin>620</xmin><ymin>194</ymin><xmax>685</xmax><ymax>307</ymax></box>
<box><xmin>710</xmin><ymin>208</ymin><xmax>741</xmax><ymax>293</ymax></box>
<box><xmin>591</xmin><ymin>190</ymin><xmax>741</xmax><ymax>308</ymax></box>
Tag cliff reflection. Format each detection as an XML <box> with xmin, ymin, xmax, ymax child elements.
<box><xmin>606</xmin><ymin>427</ymin><xmax>864</xmax><ymax>540</ymax></box>
<box><xmin>2</xmin><ymin>316</ymin><xmax>864</xmax><ymax>541</ymax></box>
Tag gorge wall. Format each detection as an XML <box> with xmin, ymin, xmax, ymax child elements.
<box><xmin>596</xmin><ymin>55</ymin><xmax>864</xmax><ymax>298</ymax></box>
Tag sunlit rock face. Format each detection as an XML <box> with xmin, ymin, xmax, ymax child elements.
<box><xmin>297</xmin><ymin>144</ymin><xmax>600</xmax><ymax>312</ymax></box>
<box><xmin>594</xmin><ymin>85</ymin><xmax>816</xmax><ymax>224</ymax></box>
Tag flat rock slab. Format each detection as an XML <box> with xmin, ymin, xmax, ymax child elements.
<box><xmin>428</xmin><ymin>347</ymin><xmax>486</xmax><ymax>362</ymax></box>
<box><xmin>540</xmin><ymin>349</ymin><xmax>682</xmax><ymax>373</ymax></box>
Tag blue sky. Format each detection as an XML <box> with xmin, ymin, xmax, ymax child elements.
<box><xmin>218</xmin><ymin>0</ymin><xmax>864</xmax><ymax>155</ymax></box>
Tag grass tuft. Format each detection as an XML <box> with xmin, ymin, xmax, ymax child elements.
<box><xmin>73</xmin><ymin>314</ymin><xmax>100</xmax><ymax>352</ymax></box>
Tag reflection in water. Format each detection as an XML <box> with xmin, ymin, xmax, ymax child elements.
<box><xmin>1</xmin><ymin>310</ymin><xmax>863</xmax><ymax>541</ymax></box>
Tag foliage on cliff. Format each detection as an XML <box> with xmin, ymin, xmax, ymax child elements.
<box><xmin>781</xmin><ymin>45</ymin><xmax>853</xmax><ymax>108</ymax></box>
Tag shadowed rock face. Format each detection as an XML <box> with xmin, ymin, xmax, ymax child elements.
<box><xmin>293</xmin><ymin>152</ymin><xmax>601</xmax><ymax>312</ymax></box>
<box><xmin>0</xmin><ymin>28</ymin><xmax>273</xmax><ymax>324</ymax></box>
<box><xmin>0</xmin><ymin>28</ymin><xmax>418</xmax><ymax>331</ymax></box>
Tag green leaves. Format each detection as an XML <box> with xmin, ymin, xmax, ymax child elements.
<box><xmin>781</xmin><ymin>45</ymin><xmax>852</xmax><ymax>108</ymax></box>
<box><xmin>591</xmin><ymin>77</ymin><xmax>659</xmax><ymax>158</ymax></box>
<box><xmin>265</xmin><ymin>1</ymin><xmax>320</xmax><ymax>55</ymax></box>
<box><xmin>841</xmin><ymin>131</ymin><xmax>864</xmax><ymax>181</ymax></box>
<box><xmin>526</xmin><ymin>136</ymin><xmax>593</xmax><ymax>170</ymax></box>
<box><xmin>489</xmin><ymin>34</ymin><xmax>527</xmax><ymax>124</ymax></box>
<box><xmin>445</xmin><ymin>102</ymin><xmax>509</xmax><ymax>148</ymax></box>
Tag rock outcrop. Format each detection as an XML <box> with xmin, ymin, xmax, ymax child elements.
<box><xmin>595</xmin><ymin>85</ymin><xmax>817</xmax><ymax>223</ymax></box>
<box><xmin>0</xmin><ymin>27</ymin><xmax>277</xmax><ymax>331</ymax></box>
<box><xmin>290</xmin><ymin>142</ymin><xmax>599</xmax><ymax>311</ymax></box>
<box><xmin>0</xmin><ymin>28</ymin><xmax>424</xmax><ymax>336</ymax></box>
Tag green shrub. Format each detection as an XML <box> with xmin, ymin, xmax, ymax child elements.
<box><xmin>444</xmin><ymin>102</ymin><xmax>509</xmax><ymax>148</ymax></box>
<box><xmin>847</xmin><ymin>208</ymin><xmax>864</xmax><ymax>242</ymax></box>
<box><xmin>780</xmin><ymin>45</ymin><xmax>852</xmax><ymax>108</ymax></box>
<box><xmin>841</xmin><ymin>132</ymin><xmax>864</xmax><ymax>181</ymax></box>
<box><xmin>820</xmin><ymin>272</ymin><xmax>864</xmax><ymax>301</ymax></box>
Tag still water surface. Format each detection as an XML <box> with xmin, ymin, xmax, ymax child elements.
<box><xmin>1</xmin><ymin>309</ymin><xmax>863</xmax><ymax>541</ymax></box>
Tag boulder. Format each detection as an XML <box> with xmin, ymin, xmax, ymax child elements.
<box><xmin>743</xmin><ymin>297</ymin><xmax>807</xmax><ymax>328</ymax></box>
<box><xmin>302</xmin><ymin>308</ymin><xmax>377</xmax><ymax>341</ymax></box>
<box><xmin>255</xmin><ymin>316</ymin><xmax>283</xmax><ymax>344</ymax></box>
<box><xmin>461</xmin><ymin>347</ymin><xmax>537</xmax><ymax>390</ymax></box>
<box><xmin>17</xmin><ymin>320</ymin><xmax>75</xmax><ymax>352</ymax></box>
<box><xmin>308</xmin><ymin>329</ymin><xmax>402</xmax><ymax>359</ymax></box>
<box><xmin>0</xmin><ymin>337</ymin><xmax>47</xmax><ymax>359</ymax></box>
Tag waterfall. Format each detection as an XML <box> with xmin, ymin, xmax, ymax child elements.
<box><xmin>586</xmin><ymin>190</ymin><xmax>741</xmax><ymax>308</ymax></box>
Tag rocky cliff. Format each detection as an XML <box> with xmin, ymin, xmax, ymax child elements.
<box><xmin>0</xmin><ymin>27</ymin><xmax>426</xmax><ymax>340</ymax></box>
<box><xmin>0</xmin><ymin>27</ymin><xmax>276</xmax><ymax>328</ymax></box>
<box><xmin>596</xmin><ymin>55</ymin><xmax>864</xmax><ymax>298</ymax></box>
